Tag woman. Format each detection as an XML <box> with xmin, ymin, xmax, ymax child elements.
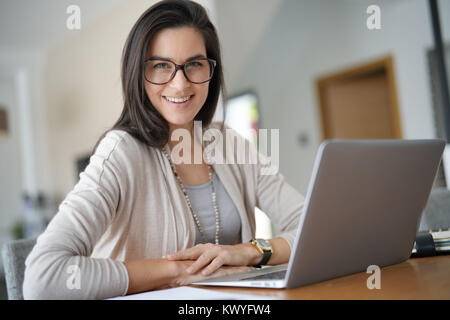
<box><xmin>23</xmin><ymin>0</ymin><xmax>305</xmax><ymax>299</ymax></box>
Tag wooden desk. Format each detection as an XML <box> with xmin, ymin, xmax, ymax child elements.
<box><xmin>192</xmin><ymin>255</ymin><xmax>450</xmax><ymax>299</ymax></box>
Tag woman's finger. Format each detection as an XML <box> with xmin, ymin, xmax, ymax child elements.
<box><xmin>165</xmin><ymin>244</ymin><xmax>206</xmax><ymax>260</ymax></box>
<box><xmin>186</xmin><ymin>250</ymin><xmax>217</xmax><ymax>274</ymax></box>
<box><xmin>200</xmin><ymin>256</ymin><xmax>224</xmax><ymax>276</ymax></box>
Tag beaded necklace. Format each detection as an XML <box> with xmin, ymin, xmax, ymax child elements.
<box><xmin>162</xmin><ymin>145</ymin><xmax>220</xmax><ymax>244</ymax></box>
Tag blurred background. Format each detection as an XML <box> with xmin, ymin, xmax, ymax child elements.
<box><xmin>0</xmin><ymin>0</ymin><xmax>449</xmax><ymax>299</ymax></box>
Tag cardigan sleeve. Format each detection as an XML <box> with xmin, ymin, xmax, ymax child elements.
<box><xmin>23</xmin><ymin>130</ymin><xmax>132</xmax><ymax>300</ymax></box>
<box><xmin>252</xmin><ymin>141</ymin><xmax>305</xmax><ymax>250</ymax></box>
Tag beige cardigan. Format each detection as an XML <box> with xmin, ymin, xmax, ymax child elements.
<box><xmin>23</xmin><ymin>124</ymin><xmax>305</xmax><ymax>299</ymax></box>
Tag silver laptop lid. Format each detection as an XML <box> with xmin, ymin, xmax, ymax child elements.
<box><xmin>285</xmin><ymin>139</ymin><xmax>445</xmax><ymax>289</ymax></box>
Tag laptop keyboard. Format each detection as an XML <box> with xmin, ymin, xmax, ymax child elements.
<box><xmin>241</xmin><ymin>270</ymin><xmax>287</xmax><ymax>281</ymax></box>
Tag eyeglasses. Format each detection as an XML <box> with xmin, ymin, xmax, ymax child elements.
<box><xmin>144</xmin><ymin>57</ymin><xmax>217</xmax><ymax>85</ymax></box>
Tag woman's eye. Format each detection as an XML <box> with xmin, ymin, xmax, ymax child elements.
<box><xmin>154</xmin><ymin>63</ymin><xmax>170</xmax><ymax>69</ymax></box>
<box><xmin>186</xmin><ymin>61</ymin><xmax>203</xmax><ymax>68</ymax></box>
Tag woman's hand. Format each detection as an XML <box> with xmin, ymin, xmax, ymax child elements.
<box><xmin>164</xmin><ymin>243</ymin><xmax>262</xmax><ymax>277</ymax></box>
<box><xmin>168</xmin><ymin>260</ymin><xmax>255</xmax><ymax>287</ymax></box>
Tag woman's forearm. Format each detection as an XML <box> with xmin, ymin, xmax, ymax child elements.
<box><xmin>123</xmin><ymin>237</ymin><xmax>291</xmax><ymax>295</ymax></box>
<box><xmin>123</xmin><ymin>257</ymin><xmax>254</xmax><ymax>295</ymax></box>
<box><xmin>123</xmin><ymin>258</ymin><xmax>182</xmax><ymax>295</ymax></box>
<box><xmin>266</xmin><ymin>237</ymin><xmax>291</xmax><ymax>265</ymax></box>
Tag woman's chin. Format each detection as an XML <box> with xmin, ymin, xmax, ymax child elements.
<box><xmin>167</xmin><ymin>118</ymin><xmax>196</xmax><ymax>129</ymax></box>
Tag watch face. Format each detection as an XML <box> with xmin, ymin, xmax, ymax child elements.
<box><xmin>256</xmin><ymin>239</ymin><xmax>271</xmax><ymax>251</ymax></box>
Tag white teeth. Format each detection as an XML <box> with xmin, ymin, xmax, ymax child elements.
<box><xmin>165</xmin><ymin>96</ymin><xmax>192</xmax><ymax>103</ymax></box>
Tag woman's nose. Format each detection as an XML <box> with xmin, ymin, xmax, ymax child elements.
<box><xmin>169</xmin><ymin>68</ymin><xmax>190</xmax><ymax>90</ymax></box>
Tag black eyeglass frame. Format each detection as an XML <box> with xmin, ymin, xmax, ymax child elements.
<box><xmin>143</xmin><ymin>57</ymin><xmax>217</xmax><ymax>85</ymax></box>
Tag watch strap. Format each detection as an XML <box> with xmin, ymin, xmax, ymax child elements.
<box><xmin>258</xmin><ymin>249</ymin><xmax>272</xmax><ymax>266</ymax></box>
<box><xmin>250</xmin><ymin>239</ymin><xmax>272</xmax><ymax>267</ymax></box>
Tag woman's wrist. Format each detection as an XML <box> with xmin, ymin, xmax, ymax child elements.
<box><xmin>124</xmin><ymin>258</ymin><xmax>182</xmax><ymax>294</ymax></box>
<box><xmin>237</xmin><ymin>242</ymin><xmax>263</xmax><ymax>266</ymax></box>
<box><xmin>239</xmin><ymin>238</ymin><xmax>290</xmax><ymax>267</ymax></box>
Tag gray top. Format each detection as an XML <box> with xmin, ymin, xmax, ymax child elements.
<box><xmin>182</xmin><ymin>171</ymin><xmax>241</xmax><ymax>245</ymax></box>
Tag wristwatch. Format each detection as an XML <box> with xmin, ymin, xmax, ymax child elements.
<box><xmin>250</xmin><ymin>239</ymin><xmax>273</xmax><ymax>267</ymax></box>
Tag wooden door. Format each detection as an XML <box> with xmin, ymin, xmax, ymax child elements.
<box><xmin>317</xmin><ymin>56</ymin><xmax>402</xmax><ymax>140</ymax></box>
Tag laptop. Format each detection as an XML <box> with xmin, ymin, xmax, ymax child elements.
<box><xmin>193</xmin><ymin>139</ymin><xmax>445</xmax><ymax>289</ymax></box>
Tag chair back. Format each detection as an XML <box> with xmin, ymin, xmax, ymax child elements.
<box><xmin>1</xmin><ymin>238</ymin><xmax>36</xmax><ymax>300</ymax></box>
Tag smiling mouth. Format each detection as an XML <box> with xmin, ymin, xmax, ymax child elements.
<box><xmin>163</xmin><ymin>95</ymin><xmax>194</xmax><ymax>103</ymax></box>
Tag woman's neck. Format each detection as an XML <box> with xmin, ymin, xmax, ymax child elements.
<box><xmin>168</xmin><ymin>121</ymin><xmax>194</xmax><ymax>149</ymax></box>
<box><xmin>167</xmin><ymin>121</ymin><xmax>203</xmax><ymax>165</ymax></box>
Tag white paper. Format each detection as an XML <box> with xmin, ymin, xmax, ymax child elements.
<box><xmin>107</xmin><ymin>286</ymin><xmax>274</xmax><ymax>300</ymax></box>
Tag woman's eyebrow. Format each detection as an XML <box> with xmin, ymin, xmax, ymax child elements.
<box><xmin>185</xmin><ymin>54</ymin><xmax>207</xmax><ymax>61</ymax></box>
<box><xmin>147</xmin><ymin>54</ymin><xmax>207</xmax><ymax>62</ymax></box>
<box><xmin>148</xmin><ymin>55</ymin><xmax>171</xmax><ymax>61</ymax></box>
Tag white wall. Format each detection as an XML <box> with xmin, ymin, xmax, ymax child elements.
<box><xmin>219</xmin><ymin>0</ymin><xmax>450</xmax><ymax>195</ymax></box>
<box><xmin>215</xmin><ymin>0</ymin><xmax>283</xmax><ymax>90</ymax></box>
<box><xmin>0</xmin><ymin>73</ymin><xmax>22</xmax><ymax>245</ymax></box>
<box><xmin>439</xmin><ymin>0</ymin><xmax>450</xmax><ymax>42</ymax></box>
<box><xmin>0</xmin><ymin>49</ymin><xmax>49</xmax><ymax>244</ymax></box>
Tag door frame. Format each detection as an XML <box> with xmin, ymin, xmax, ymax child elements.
<box><xmin>316</xmin><ymin>56</ymin><xmax>403</xmax><ymax>140</ymax></box>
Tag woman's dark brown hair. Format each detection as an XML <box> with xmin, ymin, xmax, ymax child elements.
<box><xmin>93</xmin><ymin>0</ymin><xmax>225</xmax><ymax>153</ymax></box>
